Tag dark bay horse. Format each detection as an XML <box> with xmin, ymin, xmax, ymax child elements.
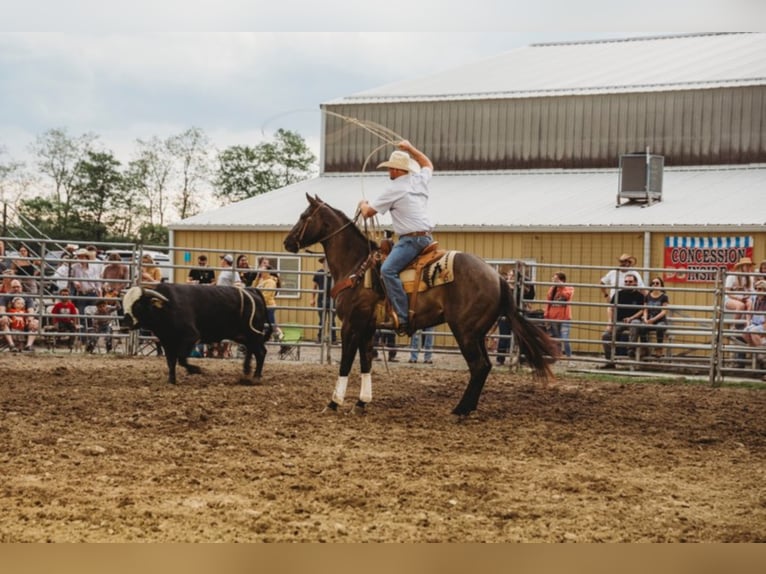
<box><xmin>284</xmin><ymin>194</ymin><xmax>559</xmax><ymax>415</ymax></box>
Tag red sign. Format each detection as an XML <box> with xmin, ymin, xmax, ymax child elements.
<box><xmin>663</xmin><ymin>236</ymin><xmax>753</xmax><ymax>283</ymax></box>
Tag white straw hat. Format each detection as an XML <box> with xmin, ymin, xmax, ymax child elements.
<box><xmin>377</xmin><ymin>150</ymin><xmax>420</xmax><ymax>174</ymax></box>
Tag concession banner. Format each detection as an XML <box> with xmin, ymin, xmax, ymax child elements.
<box><xmin>663</xmin><ymin>236</ymin><xmax>753</xmax><ymax>283</ymax></box>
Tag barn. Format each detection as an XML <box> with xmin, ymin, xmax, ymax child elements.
<box><xmin>169</xmin><ymin>33</ymin><xmax>766</xmax><ymax>350</ymax></box>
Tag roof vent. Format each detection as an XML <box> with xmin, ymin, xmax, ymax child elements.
<box><xmin>616</xmin><ymin>148</ymin><xmax>663</xmax><ymax>208</ymax></box>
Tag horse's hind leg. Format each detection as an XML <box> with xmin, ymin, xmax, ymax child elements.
<box><xmin>451</xmin><ymin>328</ymin><xmax>492</xmax><ymax>416</ymax></box>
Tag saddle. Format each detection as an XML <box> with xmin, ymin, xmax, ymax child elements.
<box><xmin>366</xmin><ymin>243</ymin><xmax>458</xmax><ymax>325</ymax></box>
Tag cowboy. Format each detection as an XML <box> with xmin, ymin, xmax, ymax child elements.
<box><xmin>358</xmin><ymin>140</ymin><xmax>434</xmax><ymax>335</ymax></box>
<box><xmin>600</xmin><ymin>253</ymin><xmax>645</xmax><ymax>302</ymax></box>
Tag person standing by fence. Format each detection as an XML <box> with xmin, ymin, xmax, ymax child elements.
<box><xmin>311</xmin><ymin>257</ymin><xmax>336</xmax><ymax>344</ymax></box>
<box><xmin>544</xmin><ymin>272</ymin><xmax>574</xmax><ymax>358</ymax></box>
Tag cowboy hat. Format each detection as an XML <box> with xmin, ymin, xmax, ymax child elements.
<box><xmin>618</xmin><ymin>253</ymin><xmax>637</xmax><ymax>265</ymax></box>
<box><xmin>377</xmin><ymin>150</ymin><xmax>421</xmax><ymax>174</ymax></box>
<box><xmin>75</xmin><ymin>248</ymin><xmax>90</xmax><ymax>257</ymax></box>
<box><xmin>734</xmin><ymin>257</ymin><xmax>754</xmax><ymax>269</ymax></box>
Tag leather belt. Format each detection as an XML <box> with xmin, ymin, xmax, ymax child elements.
<box><xmin>400</xmin><ymin>231</ymin><xmax>431</xmax><ymax>238</ymax></box>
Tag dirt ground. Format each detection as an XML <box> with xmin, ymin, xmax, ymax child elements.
<box><xmin>1</xmin><ymin>352</ymin><xmax>765</xmax><ymax>542</ymax></box>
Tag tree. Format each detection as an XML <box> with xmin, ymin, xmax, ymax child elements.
<box><xmin>167</xmin><ymin>127</ymin><xmax>211</xmax><ymax>220</ymax></box>
<box><xmin>132</xmin><ymin>136</ymin><xmax>174</xmax><ymax>226</ymax></box>
<box><xmin>0</xmin><ymin>146</ymin><xmax>33</xmax><ymax>208</ymax></box>
<box><xmin>71</xmin><ymin>150</ymin><xmax>123</xmax><ymax>241</ymax></box>
<box><xmin>214</xmin><ymin>129</ymin><xmax>316</xmax><ymax>204</ymax></box>
<box><xmin>29</xmin><ymin>128</ymin><xmax>97</xmax><ymax>231</ymax></box>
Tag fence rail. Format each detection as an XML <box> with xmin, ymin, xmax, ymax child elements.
<box><xmin>1</xmin><ymin>235</ymin><xmax>764</xmax><ymax>385</ymax></box>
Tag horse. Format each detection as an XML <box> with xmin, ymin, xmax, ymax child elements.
<box><xmin>283</xmin><ymin>194</ymin><xmax>559</xmax><ymax>415</ymax></box>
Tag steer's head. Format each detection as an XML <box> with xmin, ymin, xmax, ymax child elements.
<box><xmin>121</xmin><ymin>286</ymin><xmax>170</xmax><ymax>329</ymax></box>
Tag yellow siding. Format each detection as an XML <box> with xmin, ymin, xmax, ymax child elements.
<box><xmin>171</xmin><ymin>229</ymin><xmax>766</xmax><ymax>352</ymax></box>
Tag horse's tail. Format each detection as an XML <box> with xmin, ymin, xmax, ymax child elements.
<box><xmin>499</xmin><ymin>277</ymin><xmax>559</xmax><ymax>380</ymax></box>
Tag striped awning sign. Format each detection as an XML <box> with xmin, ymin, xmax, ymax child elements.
<box><xmin>663</xmin><ymin>236</ymin><xmax>753</xmax><ymax>283</ymax></box>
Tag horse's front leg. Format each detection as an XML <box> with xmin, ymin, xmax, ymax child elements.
<box><xmin>353</xmin><ymin>330</ymin><xmax>375</xmax><ymax>413</ymax></box>
<box><xmin>326</xmin><ymin>326</ymin><xmax>359</xmax><ymax>411</ymax></box>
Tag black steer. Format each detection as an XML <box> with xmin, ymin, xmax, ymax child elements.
<box><xmin>122</xmin><ymin>284</ymin><xmax>271</xmax><ymax>384</ymax></box>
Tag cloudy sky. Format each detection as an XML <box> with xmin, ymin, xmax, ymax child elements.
<box><xmin>1</xmin><ymin>0</ymin><xmax>758</xmax><ymax>162</ymax></box>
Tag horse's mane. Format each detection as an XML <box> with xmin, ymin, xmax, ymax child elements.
<box><xmin>326</xmin><ymin>203</ymin><xmax>379</xmax><ymax>252</ymax></box>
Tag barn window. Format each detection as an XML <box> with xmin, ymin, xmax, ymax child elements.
<box><xmin>273</xmin><ymin>255</ymin><xmax>300</xmax><ymax>299</ymax></box>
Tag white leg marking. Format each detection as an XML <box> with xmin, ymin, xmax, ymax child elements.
<box><xmin>332</xmin><ymin>376</ymin><xmax>349</xmax><ymax>405</ymax></box>
<box><xmin>359</xmin><ymin>373</ymin><xmax>372</xmax><ymax>403</ymax></box>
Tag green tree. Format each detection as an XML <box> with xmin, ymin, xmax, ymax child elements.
<box><xmin>214</xmin><ymin>129</ymin><xmax>316</xmax><ymax>204</ymax></box>
<box><xmin>71</xmin><ymin>150</ymin><xmax>123</xmax><ymax>241</ymax></box>
<box><xmin>29</xmin><ymin>128</ymin><xmax>97</xmax><ymax>232</ymax></box>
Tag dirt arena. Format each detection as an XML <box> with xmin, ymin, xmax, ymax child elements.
<box><xmin>1</xmin><ymin>353</ymin><xmax>765</xmax><ymax>542</ymax></box>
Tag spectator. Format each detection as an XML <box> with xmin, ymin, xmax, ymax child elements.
<box><xmin>725</xmin><ymin>257</ymin><xmax>754</xmax><ymax>323</ymax></box>
<box><xmin>544</xmin><ymin>271</ymin><xmax>574</xmax><ymax>358</ymax></box>
<box><xmin>640</xmin><ymin>276</ymin><xmax>670</xmax><ymax>358</ymax></box>
<box><xmin>743</xmin><ymin>280</ymin><xmax>766</xmax><ymax>349</ymax></box>
<box><xmin>140</xmin><ymin>254</ymin><xmax>162</xmax><ymax>286</ymax></box>
<box><xmin>0</xmin><ymin>239</ymin><xmax>5</xmax><ymax>272</ymax></box>
<box><xmin>50</xmin><ymin>287</ymin><xmax>80</xmax><ymax>348</ymax></box>
<box><xmin>70</xmin><ymin>248</ymin><xmax>102</xmax><ymax>315</ymax></box>
<box><xmin>254</xmin><ymin>265</ymin><xmax>283</xmax><ymax>340</ymax></box>
<box><xmin>14</xmin><ymin>244</ymin><xmax>40</xmax><ymax>294</ymax></box>
<box><xmin>408</xmin><ymin>327</ymin><xmax>434</xmax><ymax>364</ymax></box>
<box><xmin>236</xmin><ymin>254</ymin><xmax>256</xmax><ymax>287</ymax></box>
<box><xmin>187</xmin><ymin>254</ymin><xmax>215</xmax><ymax>285</ymax></box>
<box><xmin>1</xmin><ymin>269</ymin><xmax>14</xmax><ymax>293</ymax></box>
<box><xmin>758</xmin><ymin>260</ymin><xmax>766</xmax><ymax>281</ymax></box>
<box><xmin>0</xmin><ymin>280</ymin><xmax>39</xmax><ymax>352</ymax></box>
<box><xmin>600</xmin><ymin>274</ymin><xmax>645</xmax><ymax>368</ymax></box>
<box><xmin>496</xmin><ymin>265</ymin><xmax>535</xmax><ymax>365</ymax></box>
<box><xmin>600</xmin><ymin>253</ymin><xmax>644</xmax><ymax>302</ymax></box>
<box><xmin>311</xmin><ymin>257</ymin><xmax>336</xmax><ymax>343</ymax></box>
<box><xmin>216</xmin><ymin>254</ymin><xmax>239</xmax><ymax>286</ymax></box>
<box><xmin>101</xmin><ymin>252</ymin><xmax>130</xmax><ymax>295</ymax></box>
<box><xmin>86</xmin><ymin>299</ymin><xmax>117</xmax><ymax>353</ymax></box>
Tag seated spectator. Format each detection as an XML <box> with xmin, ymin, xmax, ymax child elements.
<box><xmin>743</xmin><ymin>280</ymin><xmax>766</xmax><ymax>348</ymax></box>
<box><xmin>187</xmin><ymin>254</ymin><xmax>215</xmax><ymax>285</ymax></box>
<box><xmin>86</xmin><ymin>299</ymin><xmax>117</xmax><ymax>353</ymax></box>
<box><xmin>71</xmin><ymin>248</ymin><xmax>101</xmax><ymax>314</ymax></box>
<box><xmin>1</xmin><ymin>269</ymin><xmax>14</xmax><ymax>293</ymax></box>
<box><xmin>600</xmin><ymin>274</ymin><xmax>645</xmax><ymax>368</ymax></box>
<box><xmin>140</xmin><ymin>254</ymin><xmax>162</xmax><ymax>286</ymax></box>
<box><xmin>101</xmin><ymin>252</ymin><xmax>130</xmax><ymax>295</ymax></box>
<box><xmin>51</xmin><ymin>287</ymin><xmax>79</xmax><ymax>330</ymax></box>
<box><xmin>50</xmin><ymin>287</ymin><xmax>80</xmax><ymax>348</ymax></box>
<box><xmin>725</xmin><ymin>257</ymin><xmax>754</xmax><ymax>323</ymax></box>
<box><xmin>13</xmin><ymin>244</ymin><xmax>41</xmax><ymax>294</ymax></box>
<box><xmin>640</xmin><ymin>276</ymin><xmax>670</xmax><ymax>358</ymax></box>
<box><xmin>600</xmin><ymin>253</ymin><xmax>644</xmax><ymax>302</ymax></box>
<box><xmin>0</xmin><ymin>279</ymin><xmax>39</xmax><ymax>352</ymax></box>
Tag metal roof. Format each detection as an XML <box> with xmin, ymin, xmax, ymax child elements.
<box><xmin>170</xmin><ymin>164</ymin><xmax>766</xmax><ymax>233</ymax></box>
<box><xmin>328</xmin><ymin>33</ymin><xmax>766</xmax><ymax>104</ymax></box>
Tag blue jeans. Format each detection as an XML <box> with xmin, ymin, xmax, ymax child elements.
<box><xmin>548</xmin><ymin>321</ymin><xmax>572</xmax><ymax>357</ymax></box>
<box><xmin>381</xmin><ymin>235</ymin><xmax>433</xmax><ymax>324</ymax></box>
<box><xmin>409</xmin><ymin>328</ymin><xmax>434</xmax><ymax>362</ymax></box>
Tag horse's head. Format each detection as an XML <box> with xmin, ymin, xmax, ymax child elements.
<box><xmin>283</xmin><ymin>194</ymin><xmax>337</xmax><ymax>253</ymax></box>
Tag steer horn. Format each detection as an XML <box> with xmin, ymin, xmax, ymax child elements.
<box><xmin>143</xmin><ymin>288</ymin><xmax>169</xmax><ymax>303</ymax></box>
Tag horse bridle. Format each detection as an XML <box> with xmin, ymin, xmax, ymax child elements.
<box><xmin>294</xmin><ymin>200</ymin><xmax>360</xmax><ymax>249</ymax></box>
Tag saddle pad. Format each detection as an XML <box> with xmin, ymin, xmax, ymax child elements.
<box><xmin>402</xmin><ymin>250</ymin><xmax>458</xmax><ymax>293</ymax></box>
<box><xmin>364</xmin><ymin>251</ymin><xmax>459</xmax><ymax>293</ymax></box>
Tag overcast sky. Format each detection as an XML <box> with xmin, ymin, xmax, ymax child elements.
<box><xmin>1</xmin><ymin>0</ymin><xmax>760</xmax><ymax>166</ymax></box>
<box><xmin>0</xmin><ymin>31</ymin><xmax>644</xmax><ymax>166</ymax></box>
